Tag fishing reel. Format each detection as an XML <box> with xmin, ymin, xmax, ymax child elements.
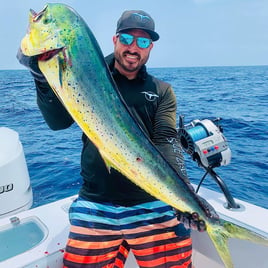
<box><xmin>177</xmin><ymin>116</ymin><xmax>231</xmax><ymax>168</ymax></box>
<box><xmin>177</xmin><ymin>116</ymin><xmax>239</xmax><ymax>209</ymax></box>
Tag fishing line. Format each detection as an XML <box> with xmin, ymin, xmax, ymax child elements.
<box><xmin>187</xmin><ymin>125</ymin><xmax>208</xmax><ymax>142</ymax></box>
<box><xmin>179</xmin><ymin>124</ymin><xmax>209</xmax><ymax>155</ymax></box>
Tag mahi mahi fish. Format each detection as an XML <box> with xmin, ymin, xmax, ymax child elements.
<box><xmin>20</xmin><ymin>3</ymin><xmax>268</xmax><ymax>267</ymax></box>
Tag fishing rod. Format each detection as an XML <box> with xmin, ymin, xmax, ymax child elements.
<box><xmin>177</xmin><ymin>116</ymin><xmax>240</xmax><ymax>209</ymax></box>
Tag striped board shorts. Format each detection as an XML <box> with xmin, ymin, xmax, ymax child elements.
<box><xmin>63</xmin><ymin>197</ymin><xmax>192</xmax><ymax>268</ymax></box>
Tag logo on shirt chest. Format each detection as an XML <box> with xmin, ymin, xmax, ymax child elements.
<box><xmin>141</xmin><ymin>91</ymin><xmax>159</xmax><ymax>102</ymax></box>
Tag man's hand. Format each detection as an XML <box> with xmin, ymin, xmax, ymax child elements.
<box><xmin>175</xmin><ymin>210</ymin><xmax>207</xmax><ymax>232</ymax></box>
<box><xmin>174</xmin><ymin>196</ymin><xmax>220</xmax><ymax>232</ymax></box>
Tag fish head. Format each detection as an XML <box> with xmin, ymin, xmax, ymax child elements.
<box><xmin>21</xmin><ymin>3</ymin><xmax>75</xmax><ymax>60</ymax></box>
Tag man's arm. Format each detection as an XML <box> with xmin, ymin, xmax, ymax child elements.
<box><xmin>17</xmin><ymin>49</ymin><xmax>74</xmax><ymax>130</ymax></box>
<box><xmin>151</xmin><ymin>83</ymin><xmax>214</xmax><ymax>231</ymax></box>
<box><xmin>35</xmin><ymin>79</ymin><xmax>74</xmax><ymax>130</ymax></box>
<box><xmin>152</xmin><ymin>84</ymin><xmax>189</xmax><ymax>182</ymax></box>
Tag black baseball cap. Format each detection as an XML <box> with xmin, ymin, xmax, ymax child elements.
<box><xmin>116</xmin><ymin>10</ymin><xmax>160</xmax><ymax>41</ymax></box>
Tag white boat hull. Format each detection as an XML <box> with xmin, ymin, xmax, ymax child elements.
<box><xmin>0</xmin><ymin>185</ymin><xmax>267</xmax><ymax>268</ymax></box>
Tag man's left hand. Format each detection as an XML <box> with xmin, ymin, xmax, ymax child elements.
<box><xmin>175</xmin><ymin>210</ymin><xmax>207</xmax><ymax>232</ymax></box>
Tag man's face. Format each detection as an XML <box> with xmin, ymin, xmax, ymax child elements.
<box><xmin>113</xmin><ymin>29</ymin><xmax>153</xmax><ymax>78</ymax></box>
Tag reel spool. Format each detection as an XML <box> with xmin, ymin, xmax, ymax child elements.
<box><xmin>178</xmin><ymin>117</ymin><xmax>231</xmax><ymax>168</ymax></box>
<box><xmin>179</xmin><ymin>123</ymin><xmax>209</xmax><ymax>155</ymax></box>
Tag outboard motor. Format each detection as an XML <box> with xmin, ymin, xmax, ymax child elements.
<box><xmin>0</xmin><ymin>127</ymin><xmax>33</xmax><ymax>218</ymax></box>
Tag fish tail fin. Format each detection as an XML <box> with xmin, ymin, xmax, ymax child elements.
<box><xmin>207</xmin><ymin>225</ymin><xmax>233</xmax><ymax>268</ymax></box>
<box><xmin>207</xmin><ymin>219</ymin><xmax>268</xmax><ymax>268</ymax></box>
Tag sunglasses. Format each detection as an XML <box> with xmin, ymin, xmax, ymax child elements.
<box><xmin>117</xmin><ymin>33</ymin><xmax>152</xmax><ymax>49</ymax></box>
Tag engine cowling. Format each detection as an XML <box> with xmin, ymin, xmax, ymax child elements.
<box><xmin>0</xmin><ymin>127</ymin><xmax>33</xmax><ymax>218</ymax></box>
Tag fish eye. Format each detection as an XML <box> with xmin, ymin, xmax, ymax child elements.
<box><xmin>43</xmin><ymin>16</ymin><xmax>52</xmax><ymax>25</ymax></box>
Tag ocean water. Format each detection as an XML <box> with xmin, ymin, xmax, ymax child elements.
<box><xmin>0</xmin><ymin>66</ymin><xmax>267</xmax><ymax>209</ymax></box>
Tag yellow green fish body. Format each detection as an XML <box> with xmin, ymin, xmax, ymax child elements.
<box><xmin>20</xmin><ymin>4</ymin><xmax>268</xmax><ymax>267</ymax></box>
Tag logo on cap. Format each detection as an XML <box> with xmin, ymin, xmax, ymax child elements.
<box><xmin>132</xmin><ymin>13</ymin><xmax>151</xmax><ymax>24</ymax></box>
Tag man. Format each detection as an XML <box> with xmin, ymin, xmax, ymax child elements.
<box><xmin>18</xmin><ymin>9</ymin><xmax>203</xmax><ymax>268</ymax></box>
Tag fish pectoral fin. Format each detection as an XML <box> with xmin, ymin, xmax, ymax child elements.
<box><xmin>38</xmin><ymin>57</ymin><xmax>63</xmax><ymax>88</ymax></box>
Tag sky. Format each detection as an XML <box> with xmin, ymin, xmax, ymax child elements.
<box><xmin>0</xmin><ymin>0</ymin><xmax>267</xmax><ymax>70</ymax></box>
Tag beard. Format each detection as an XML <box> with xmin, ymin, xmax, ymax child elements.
<box><xmin>114</xmin><ymin>49</ymin><xmax>149</xmax><ymax>73</ymax></box>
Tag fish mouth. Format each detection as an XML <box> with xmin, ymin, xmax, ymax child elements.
<box><xmin>38</xmin><ymin>47</ymin><xmax>64</xmax><ymax>61</ymax></box>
